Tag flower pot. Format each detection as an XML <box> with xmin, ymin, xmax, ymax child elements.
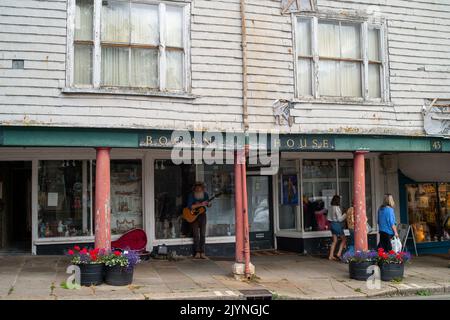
<box><xmin>380</xmin><ymin>263</ymin><xmax>404</xmax><ymax>281</ymax></box>
<box><xmin>105</xmin><ymin>266</ymin><xmax>134</xmax><ymax>286</ymax></box>
<box><xmin>349</xmin><ymin>261</ymin><xmax>376</xmax><ymax>281</ymax></box>
<box><xmin>79</xmin><ymin>263</ymin><xmax>104</xmax><ymax>286</ymax></box>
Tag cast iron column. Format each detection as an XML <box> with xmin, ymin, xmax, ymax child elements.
<box><xmin>354</xmin><ymin>151</ymin><xmax>368</xmax><ymax>252</ymax></box>
<box><xmin>234</xmin><ymin>151</ymin><xmax>244</xmax><ymax>263</ymax></box>
<box><xmin>94</xmin><ymin>147</ymin><xmax>111</xmax><ymax>251</ymax></box>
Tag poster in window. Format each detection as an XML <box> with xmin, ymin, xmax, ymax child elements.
<box><xmin>282</xmin><ymin>174</ymin><xmax>298</xmax><ymax>205</ymax></box>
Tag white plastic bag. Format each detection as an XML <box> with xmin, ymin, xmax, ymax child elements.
<box><xmin>391</xmin><ymin>236</ymin><xmax>402</xmax><ymax>253</ymax></box>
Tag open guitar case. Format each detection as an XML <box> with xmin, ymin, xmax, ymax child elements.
<box><xmin>111</xmin><ymin>228</ymin><xmax>151</xmax><ymax>261</ymax></box>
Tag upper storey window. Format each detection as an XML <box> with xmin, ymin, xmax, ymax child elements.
<box><xmin>68</xmin><ymin>0</ymin><xmax>188</xmax><ymax>92</ymax></box>
<box><xmin>295</xmin><ymin>16</ymin><xmax>387</xmax><ymax>102</ymax></box>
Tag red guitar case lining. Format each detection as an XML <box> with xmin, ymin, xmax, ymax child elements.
<box><xmin>111</xmin><ymin>228</ymin><xmax>148</xmax><ymax>253</ymax></box>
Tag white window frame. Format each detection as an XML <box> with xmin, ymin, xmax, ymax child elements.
<box><xmin>292</xmin><ymin>13</ymin><xmax>389</xmax><ymax>103</ymax></box>
<box><xmin>66</xmin><ymin>0</ymin><xmax>191</xmax><ymax>94</ymax></box>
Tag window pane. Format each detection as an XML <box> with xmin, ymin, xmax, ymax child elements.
<box><xmin>319</xmin><ymin>60</ymin><xmax>339</xmax><ymax>96</ymax></box>
<box><xmin>75</xmin><ymin>0</ymin><xmax>93</xmax><ymax>41</ymax></box>
<box><xmin>201</xmin><ymin>165</ymin><xmax>235</xmax><ymax>237</ymax></box>
<box><xmin>166</xmin><ymin>50</ymin><xmax>183</xmax><ymax>90</ymax></box>
<box><xmin>101</xmin><ymin>47</ymin><xmax>129</xmax><ymax>86</ymax></box>
<box><xmin>279</xmin><ymin>161</ymin><xmax>297</xmax><ymax>230</ymax></box>
<box><xmin>302</xmin><ymin>159</ymin><xmax>337</xmax><ymax>232</ymax></box>
<box><xmin>340</xmin><ymin>62</ymin><xmax>361</xmax><ymax>97</ymax></box>
<box><xmin>340</xmin><ymin>23</ymin><xmax>360</xmax><ymax>59</ymax></box>
<box><xmin>318</xmin><ymin>21</ymin><xmax>339</xmax><ymax>57</ymax></box>
<box><xmin>298</xmin><ymin>58</ymin><xmax>312</xmax><ymax>96</ymax></box>
<box><xmin>296</xmin><ymin>18</ymin><xmax>311</xmax><ymax>56</ymax></box>
<box><xmin>74</xmin><ymin>45</ymin><xmax>92</xmax><ymax>85</ymax></box>
<box><xmin>110</xmin><ymin>160</ymin><xmax>142</xmax><ymax>235</ymax></box>
<box><xmin>248</xmin><ymin>176</ymin><xmax>270</xmax><ymax>233</ymax></box>
<box><xmin>101</xmin><ymin>0</ymin><xmax>130</xmax><ymax>43</ymax></box>
<box><xmin>131</xmin><ymin>3</ymin><xmax>159</xmax><ymax>45</ymax></box>
<box><xmin>368</xmin><ymin>28</ymin><xmax>380</xmax><ymax>61</ymax></box>
<box><xmin>369</xmin><ymin>63</ymin><xmax>381</xmax><ymax>98</ymax></box>
<box><xmin>166</xmin><ymin>5</ymin><xmax>184</xmax><ymax>48</ymax></box>
<box><xmin>155</xmin><ymin>161</ymin><xmax>195</xmax><ymax>240</ymax></box>
<box><xmin>38</xmin><ymin>160</ymin><xmax>91</xmax><ymax>238</ymax></box>
<box><xmin>131</xmin><ymin>49</ymin><xmax>158</xmax><ymax>88</ymax></box>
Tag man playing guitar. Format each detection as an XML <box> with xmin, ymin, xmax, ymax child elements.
<box><xmin>186</xmin><ymin>182</ymin><xmax>211</xmax><ymax>259</ymax></box>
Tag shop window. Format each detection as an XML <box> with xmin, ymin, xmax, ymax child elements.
<box><xmin>406</xmin><ymin>183</ymin><xmax>450</xmax><ymax>243</ymax></box>
<box><xmin>154</xmin><ymin>161</ymin><xmax>235</xmax><ymax>239</ymax></box>
<box><xmin>70</xmin><ymin>0</ymin><xmax>188</xmax><ymax>92</ymax></box>
<box><xmin>38</xmin><ymin>160</ymin><xmax>92</xmax><ymax>238</ymax></box>
<box><xmin>110</xmin><ymin>160</ymin><xmax>143</xmax><ymax>235</ymax></box>
<box><xmin>278</xmin><ymin>160</ymin><xmax>298</xmax><ymax>230</ymax></box>
<box><xmin>301</xmin><ymin>158</ymin><xmax>372</xmax><ymax>232</ymax></box>
<box><xmin>199</xmin><ymin>164</ymin><xmax>235</xmax><ymax>237</ymax></box>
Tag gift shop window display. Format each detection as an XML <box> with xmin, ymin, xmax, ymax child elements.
<box><xmin>38</xmin><ymin>160</ymin><xmax>92</xmax><ymax>238</ymax></box>
<box><xmin>406</xmin><ymin>183</ymin><xmax>450</xmax><ymax>243</ymax></box>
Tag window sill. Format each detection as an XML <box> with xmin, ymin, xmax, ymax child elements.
<box><xmin>292</xmin><ymin>98</ymin><xmax>393</xmax><ymax>107</ymax></box>
<box><xmin>62</xmin><ymin>87</ymin><xmax>197</xmax><ymax>99</ymax></box>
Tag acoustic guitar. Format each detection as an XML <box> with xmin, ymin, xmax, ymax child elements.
<box><xmin>182</xmin><ymin>193</ymin><xmax>222</xmax><ymax>223</ymax></box>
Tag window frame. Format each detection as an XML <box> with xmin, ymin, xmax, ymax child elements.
<box><xmin>66</xmin><ymin>0</ymin><xmax>191</xmax><ymax>93</ymax></box>
<box><xmin>292</xmin><ymin>13</ymin><xmax>389</xmax><ymax>103</ymax></box>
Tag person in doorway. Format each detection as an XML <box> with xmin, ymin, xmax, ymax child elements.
<box><xmin>187</xmin><ymin>182</ymin><xmax>211</xmax><ymax>259</ymax></box>
<box><xmin>377</xmin><ymin>194</ymin><xmax>399</xmax><ymax>251</ymax></box>
<box><xmin>345</xmin><ymin>204</ymin><xmax>355</xmax><ymax>254</ymax></box>
<box><xmin>328</xmin><ymin>195</ymin><xmax>347</xmax><ymax>261</ymax></box>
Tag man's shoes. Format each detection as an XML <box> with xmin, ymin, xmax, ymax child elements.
<box><xmin>194</xmin><ymin>252</ymin><xmax>201</xmax><ymax>259</ymax></box>
<box><xmin>200</xmin><ymin>253</ymin><xmax>207</xmax><ymax>259</ymax></box>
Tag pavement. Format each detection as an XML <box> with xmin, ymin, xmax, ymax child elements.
<box><xmin>0</xmin><ymin>252</ymin><xmax>449</xmax><ymax>300</ymax></box>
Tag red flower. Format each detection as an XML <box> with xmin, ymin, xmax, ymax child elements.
<box><xmin>114</xmin><ymin>251</ymin><xmax>121</xmax><ymax>256</ymax></box>
<box><xmin>74</xmin><ymin>245</ymin><xmax>81</xmax><ymax>251</ymax></box>
<box><xmin>68</xmin><ymin>249</ymin><xmax>74</xmax><ymax>255</ymax></box>
<box><xmin>389</xmin><ymin>250</ymin><xmax>395</xmax><ymax>255</ymax></box>
<box><xmin>80</xmin><ymin>248</ymin><xmax>88</xmax><ymax>254</ymax></box>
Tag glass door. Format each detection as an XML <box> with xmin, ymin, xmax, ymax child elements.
<box><xmin>247</xmin><ymin>175</ymin><xmax>273</xmax><ymax>250</ymax></box>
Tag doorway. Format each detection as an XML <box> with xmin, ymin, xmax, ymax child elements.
<box><xmin>247</xmin><ymin>175</ymin><xmax>274</xmax><ymax>250</ymax></box>
<box><xmin>0</xmin><ymin>161</ymin><xmax>32</xmax><ymax>254</ymax></box>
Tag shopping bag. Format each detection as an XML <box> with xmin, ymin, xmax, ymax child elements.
<box><xmin>391</xmin><ymin>236</ymin><xmax>402</xmax><ymax>253</ymax></box>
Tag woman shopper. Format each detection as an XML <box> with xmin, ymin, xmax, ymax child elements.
<box><xmin>377</xmin><ymin>194</ymin><xmax>399</xmax><ymax>252</ymax></box>
<box><xmin>328</xmin><ymin>195</ymin><xmax>347</xmax><ymax>261</ymax></box>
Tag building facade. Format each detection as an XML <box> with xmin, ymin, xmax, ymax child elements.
<box><xmin>0</xmin><ymin>0</ymin><xmax>449</xmax><ymax>256</ymax></box>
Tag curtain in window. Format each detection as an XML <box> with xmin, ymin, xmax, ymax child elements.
<box><xmin>101</xmin><ymin>1</ymin><xmax>130</xmax><ymax>43</ymax></box>
<box><xmin>74</xmin><ymin>0</ymin><xmax>93</xmax><ymax>85</ymax></box>
<box><xmin>297</xmin><ymin>19</ymin><xmax>312</xmax><ymax>96</ymax></box>
<box><xmin>131</xmin><ymin>49</ymin><xmax>158</xmax><ymax>87</ymax></box>
<box><xmin>166</xmin><ymin>6</ymin><xmax>184</xmax><ymax>48</ymax></box>
<box><xmin>368</xmin><ymin>28</ymin><xmax>381</xmax><ymax>98</ymax></box>
<box><xmin>131</xmin><ymin>3</ymin><xmax>159</xmax><ymax>45</ymax></box>
<box><xmin>101</xmin><ymin>47</ymin><xmax>129</xmax><ymax>86</ymax></box>
<box><xmin>166</xmin><ymin>50</ymin><xmax>183</xmax><ymax>90</ymax></box>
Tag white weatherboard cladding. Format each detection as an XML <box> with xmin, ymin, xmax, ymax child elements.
<box><xmin>0</xmin><ymin>0</ymin><xmax>449</xmax><ymax>136</ymax></box>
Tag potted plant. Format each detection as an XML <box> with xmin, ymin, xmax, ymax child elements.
<box><xmin>376</xmin><ymin>248</ymin><xmax>411</xmax><ymax>281</ymax></box>
<box><xmin>103</xmin><ymin>250</ymin><xmax>140</xmax><ymax>286</ymax></box>
<box><xmin>67</xmin><ymin>246</ymin><xmax>105</xmax><ymax>286</ymax></box>
<box><xmin>342</xmin><ymin>250</ymin><xmax>377</xmax><ymax>281</ymax></box>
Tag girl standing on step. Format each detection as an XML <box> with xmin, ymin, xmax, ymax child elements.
<box><xmin>328</xmin><ymin>195</ymin><xmax>347</xmax><ymax>261</ymax></box>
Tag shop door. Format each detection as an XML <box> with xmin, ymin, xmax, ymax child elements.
<box><xmin>247</xmin><ymin>175</ymin><xmax>273</xmax><ymax>250</ymax></box>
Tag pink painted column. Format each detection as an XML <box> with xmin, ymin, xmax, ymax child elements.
<box><xmin>94</xmin><ymin>147</ymin><xmax>111</xmax><ymax>251</ymax></box>
<box><xmin>234</xmin><ymin>151</ymin><xmax>244</xmax><ymax>263</ymax></box>
<box><xmin>241</xmin><ymin>150</ymin><xmax>251</xmax><ymax>276</ymax></box>
<box><xmin>354</xmin><ymin>151</ymin><xmax>368</xmax><ymax>252</ymax></box>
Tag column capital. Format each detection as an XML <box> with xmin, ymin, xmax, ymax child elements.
<box><xmin>95</xmin><ymin>147</ymin><xmax>112</xmax><ymax>152</ymax></box>
<box><xmin>354</xmin><ymin>150</ymin><xmax>369</xmax><ymax>155</ymax></box>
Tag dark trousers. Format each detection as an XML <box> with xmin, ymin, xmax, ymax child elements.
<box><xmin>378</xmin><ymin>231</ymin><xmax>392</xmax><ymax>252</ymax></box>
<box><xmin>191</xmin><ymin>214</ymin><xmax>207</xmax><ymax>254</ymax></box>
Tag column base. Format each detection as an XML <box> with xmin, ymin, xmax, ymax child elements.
<box><xmin>232</xmin><ymin>262</ymin><xmax>255</xmax><ymax>276</ymax></box>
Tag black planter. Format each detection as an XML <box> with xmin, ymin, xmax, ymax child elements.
<box><xmin>349</xmin><ymin>261</ymin><xmax>376</xmax><ymax>281</ymax></box>
<box><xmin>79</xmin><ymin>263</ymin><xmax>104</xmax><ymax>286</ymax></box>
<box><xmin>380</xmin><ymin>263</ymin><xmax>404</xmax><ymax>281</ymax></box>
<box><xmin>105</xmin><ymin>266</ymin><xmax>134</xmax><ymax>286</ymax></box>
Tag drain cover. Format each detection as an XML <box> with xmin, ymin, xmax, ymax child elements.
<box><xmin>239</xmin><ymin>289</ymin><xmax>272</xmax><ymax>300</ymax></box>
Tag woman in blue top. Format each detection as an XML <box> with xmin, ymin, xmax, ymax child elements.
<box><xmin>377</xmin><ymin>194</ymin><xmax>399</xmax><ymax>251</ymax></box>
